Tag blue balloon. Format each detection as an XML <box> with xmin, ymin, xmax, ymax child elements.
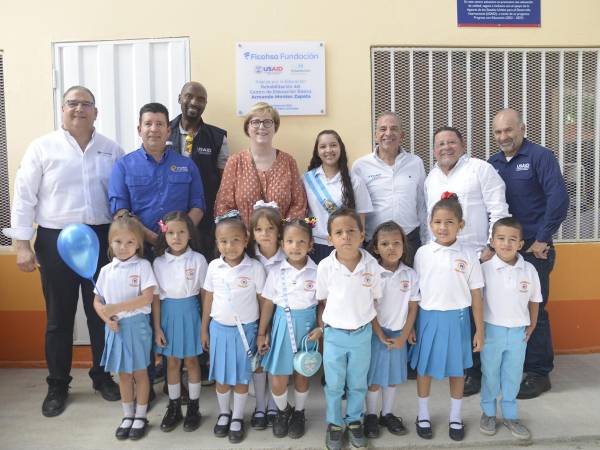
<box><xmin>57</xmin><ymin>224</ymin><xmax>100</xmax><ymax>280</ymax></box>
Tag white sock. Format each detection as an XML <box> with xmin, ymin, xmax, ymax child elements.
<box><xmin>294</xmin><ymin>389</ymin><xmax>309</xmax><ymax>412</ymax></box>
<box><xmin>231</xmin><ymin>392</ymin><xmax>248</xmax><ymax>431</ymax></box>
<box><xmin>272</xmin><ymin>390</ymin><xmax>288</xmax><ymax>411</ymax></box>
<box><xmin>132</xmin><ymin>403</ymin><xmax>147</xmax><ymax>429</ymax></box>
<box><xmin>216</xmin><ymin>390</ymin><xmax>231</xmax><ymax>425</ymax></box>
<box><xmin>253</xmin><ymin>372</ymin><xmax>267</xmax><ymax>413</ymax></box>
<box><xmin>382</xmin><ymin>386</ymin><xmax>396</xmax><ymax>416</ymax></box>
<box><xmin>366</xmin><ymin>390</ymin><xmax>380</xmax><ymax>415</ymax></box>
<box><xmin>168</xmin><ymin>383</ymin><xmax>181</xmax><ymax>400</ymax></box>
<box><xmin>449</xmin><ymin>397</ymin><xmax>463</xmax><ymax>429</ymax></box>
<box><xmin>417</xmin><ymin>396</ymin><xmax>430</xmax><ymax>422</ymax></box>
<box><xmin>121</xmin><ymin>402</ymin><xmax>134</xmax><ymax>427</ymax></box>
<box><xmin>188</xmin><ymin>382</ymin><xmax>201</xmax><ymax>401</ymax></box>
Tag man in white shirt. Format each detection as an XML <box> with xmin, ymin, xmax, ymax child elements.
<box><xmin>424</xmin><ymin>126</ymin><xmax>510</xmax><ymax>396</ymax></box>
<box><xmin>3</xmin><ymin>86</ymin><xmax>123</xmax><ymax>417</ymax></box>
<box><xmin>352</xmin><ymin>112</ymin><xmax>428</xmax><ymax>265</ymax></box>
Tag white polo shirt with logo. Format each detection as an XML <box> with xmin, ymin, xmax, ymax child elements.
<box><xmin>376</xmin><ymin>263</ymin><xmax>420</xmax><ymax>331</ymax></box>
<box><xmin>262</xmin><ymin>258</ymin><xmax>318</xmax><ymax>310</ymax></box>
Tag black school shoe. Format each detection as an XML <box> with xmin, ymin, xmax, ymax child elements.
<box><xmin>449</xmin><ymin>421</ymin><xmax>465</xmax><ymax>441</ymax></box>
<box><xmin>228</xmin><ymin>419</ymin><xmax>246</xmax><ymax>443</ymax></box>
<box><xmin>251</xmin><ymin>409</ymin><xmax>268</xmax><ymax>430</ymax></box>
<box><xmin>363</xmin><ymin>414</ymin><xmax>379</xmax><ymax>438</ymax></box>
<box><xmin>183</xmin><ymin>398</ymin><xmax>201</xmax><ymax>431</ymax></box>
<box><xmin>463</xmin><ymin>375</ymin><xmax>481</xmax><ymax>397</ymax></box>
<box><xmin>93</xmin><ymin>375</ymin><xmax>121</xmax><ymax>401</ymax></box>
<box><xmin>272</xmin><ymin>404</ymin><xmax>292</xmax><ymax>437</ymax></box>
<box><xmin>129</xmin><ymin>418</ymin><xmax>149</xmax><ymax>440</ymax></box>
<box><xmin>379</xmin><ymin>413</ymin><xmax>407</xmax><ymax>436</ymax></box>
<box><xmin>517</xmin><ymin>373</ymin><xmax>551</xmax><ymax>399</ymax></box>
<box><xmin>42</xmin><ymin>384</ymin><xmax>69</xmax><ymax>417</ymax></box>
<box><xmin>115</xmin><ymin>417</ymin><xmax>133</xmax><ymax>440</ymax></box>
<box><xmin>160</xmin><ymin>398</ymin><xmax>183</xmax><ymax>432</ymax></box>
<box><xmin>415</xmin><ymin>418</ymin><xmax>433</xmax><ymax>439</ymax></box>
<box><xmin>288</xmin><ymin>409</ymin><xmax>306</xmax><ymax>439</ymax></box>
<box><xmin>214</xmin><ymin>412</ymin><xmax>232</xmax><ymax>437</ymax></box>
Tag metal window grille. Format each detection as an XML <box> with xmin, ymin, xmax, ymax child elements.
<box><xmin>0</xmin><ymin>53</ymin><xmax>10</xmax><ymax>247</ymax></box>
<box><xmin>372</xmin><ymin>47</ymin><xmax>600</xmax><ymax>242</ymax></box>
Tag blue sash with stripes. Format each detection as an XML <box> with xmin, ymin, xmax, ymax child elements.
<box><xmin>304</xmin><ymin>169</ymin><xmax>338</xmax><ymax>213</ymax></box>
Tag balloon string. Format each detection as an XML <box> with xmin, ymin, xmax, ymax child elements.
<box><xmin>91</xmin><ymin>279</ymin><xmax>106</xmax><ymax>304</ymax></box>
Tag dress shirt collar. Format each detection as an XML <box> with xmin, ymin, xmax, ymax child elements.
<box><xmin>373</xmin><ymin>145</ymin><xmax>406</xmax><ymax>166</ymax></box>
<box><xmin>430</xmin><ymin>240</ymin><xmax>462</xmax><ymax>253</ymax></box>
<box><xmin>314</xmin><ymin>165</ymin><xmax>341</xmax><ymax>183</ymax></box>
<box><xmin>163</xmin><ymin>247</ymin><xmax>192</xmax><ymax>263</ymax></box>
<box><xmin>491</xmin><ymin>253</ymin><xmax>525</xmax><ymax>271</ymax></box>
<box><xmin>216</xmin><ymin>253</ymin><xmax>253</xmax><ymax>269</ymax></box>
<box><xmin>434</xmin><ymin>153</ymin><xmax>469</xmax><ymax>175</ymax></box>
<box><xmin>61</xmin><ymin>127</ymin><xmax>97</xmax><ymax>151</ymax></box>
<box><xmin>381</xmin><ymin>262</ymin><xmax>410</xmax><ymax>278</ymax></box>
<box><xmin>141</xmin><ymin>145</ymin><xmax>170</xmax><ymax>162</ymax></box>
<box><xmin>112</xmin><ymin>255</ymin><xmax>141</xmax><ymax>268</ymax></box>
<box><xmin>330</xmin><ymin>248</ymin><xmax>371</xmax><ymax>273</ymax></box>
<box><xmin>280</xmin><ymin>257</ymin><xmax>318</xmax><ymax>274</ymax></box>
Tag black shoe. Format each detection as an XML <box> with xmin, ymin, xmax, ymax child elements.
<box><xmin>129</xmin><ymin>418</ymin><xmax>149</xmax><ymax>440</ymax></box>
<box><xmin>272</xmin><ymin>404</ymin><xmax>292</xmax><ymax>438</ymax></box>
<box><xmin>251</xmin><ymin>409</ymin><xmax>268</xmax><ymax>430</ymax></box>
<box><xmin>160</xmin><ymin>398</ymin><xmax>183</xmax><ymax>432</ymax></box>
<box><xmin>407</xmin><ymin>365</ymin><xmax>418</xmax><ymax>380</ymax></box>
<box><xmin>94</xmin><ymin>376</ymin><xmax>121</xmax><ymax>401</ymax></box>
<box><xmin>183</xmin><ymin>398</ymin><xmax>201</xmax><ymax>432</ymax></box>
<box><xmin>42</xmin><ymin>384</ymin><xmax>69</xmax><ymax>417</ymax></box>
<box><xmin>517</xmin><ymin>373</ymin><xmax>551</xmax><ymax>399</ymax></box>
<box><xmin>415</xmin><ymin>418</ymin><xmax>433</xmax><ymax>439</ymax></box>
<box><xmin>266</xmin><ymin>408</ymin><xmax>278</xmax><ymax>427</ymax></box>
<box><xmin>379</xmin><ymin>413</ymin><xmax>407</xmax><ymax>436</ymax></box>
<box><xmin>214</xmin><ymin>412</ymin><xmax>231</xmax><ymax>437</ymax></box>
<box><xmin>228</xmin><ymin>418</ymin><xmax>245</xmax><ymax>443</ymax></box>
<box><xmin>148</xmin><ymin>386</ymin><xmax>156</xmax><ymax>404</ymax></box>
<box><xmin>363</xmin><ymin>414</ymin><xmax>379</xmax><ymax>438</ymax></box>
<box><xmin>288</xmin><ymin>408</ymin><xmax>306</xmax><ymax>439</ymax></box>
<box><xmin>463</xmin><ymin>375</ymin><xmax>481</xmax><ymax>397</ymax></box>
<box><xmin>449</xmin><ymin>421</ymin><xmax>465</xmax><ymax>441</ymax></box>
<box><xmin>115</xmin><ymin>417</ymin><xmax>133</xmax><ymax>440</ymax></box>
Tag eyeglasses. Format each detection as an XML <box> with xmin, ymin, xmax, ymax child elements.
<box><xmin>64</xmin><ymin>100</ymin><xmax>95</xmax><ymax>109</ymax></box>
<box><xmin>249</xmin><ymin>119</ymin><xmax>274</xmax><ymax>129</ymax></box>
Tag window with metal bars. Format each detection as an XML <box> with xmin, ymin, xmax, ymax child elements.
<box><xmin>0</xmin><ymin>53</ymin><xmax>10</xmax><ymax>247</ymax></box>
<box><xmin>371</xmin><ymin>47</ymin><xmax>600</xmax><ymax>242</ymax></box>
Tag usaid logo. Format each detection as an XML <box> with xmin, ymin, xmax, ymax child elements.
<box><xmin>516</xmin><ymin>163</ymin><xmax>530</xmax><ymax>172</ymax></box>
<box><xmin>254</xmin><ymin>65</ymin><xmax>284</xmax><ymax>74</ymax></box>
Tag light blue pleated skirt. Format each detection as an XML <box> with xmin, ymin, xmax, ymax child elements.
<box><xmin>208</xmin><ymin>319</ymin><xmax>258</xmax><ymax>386</ymax></box>
<box><xmin>409</xmin><ymin>307</ymin><xmax>472</xmax><ymax>380</ymax></box>
<box><xmin>154</xmin><ymin>296</ymin><xmax>203</xmax><ymax>358</ymax></box>
<box><xmin>101</xmin><ymin>313</ymin><xmax>152</xmax><ymax>374</ymax></box>
<box><xmin>261</xmin><ymin>305</ymin><xmax>317</xmax><ymax>376</ymax></box>
<box><xmin>367</xmin><ymin>327</ymin><xmax>408</xmax><ymax>386</ymax></box>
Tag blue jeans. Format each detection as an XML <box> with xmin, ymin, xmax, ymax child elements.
<box><xmin>480</xmin><ymin>323</ymin><xmax>527</xmax><ymax>420</ymax></box>
<box><xmin>324</xmin><ymin>324</ymin><xmax>372</xmax><ymax>426</ymax></box>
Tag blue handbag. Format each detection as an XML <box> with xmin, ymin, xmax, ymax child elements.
<box><xmin>293</xmin><ymin>335</ymin><xmax>322</xmax><ymax>377</ymax></box>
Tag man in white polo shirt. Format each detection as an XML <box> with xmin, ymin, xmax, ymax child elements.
<box><xmin>3</xmin><ymin>86</ymin><xmax>123</xmax><ymax>417</ymax></box>
<box><xmin>424</xmin><ymin>125</ymin><xmax>510</xmax><ymax>396</ymax></box>
<box><xmin>352</xmin><ymin>112</ymin><xmax>427</xmax><ymax>265</ymax></box>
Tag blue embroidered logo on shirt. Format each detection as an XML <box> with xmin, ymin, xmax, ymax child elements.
<box><xmin>170</xmin><ymin>165</ymin><xmax>189</xmax><ymax>172</ymax></box>
<box><xmin>516</xmin><ymin>163</ymin><xmax>530</xmax><ymax>172</ymax></box>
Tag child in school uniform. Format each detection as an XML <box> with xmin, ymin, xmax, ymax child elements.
<box><xmin>201</xmin><ymin>210</ymin><xmax>266</xmax><ymax>444</ymax></box>
<box><xmin>304</xmin><ymin>130</ymin><xmax>372</xmax><ymax>263</ymax></box>
<box><xmin>152</xmin><ymin>211</ymin><xmax>208</xmax><ymax>432</ymax></box>
<box><xmin>316</xmin><ymin>207</ymin><xmax>383</xmax><ymax>450</ymax></box>
<box><xmin>248</xmin><ymin>201</ymin><xmax>286</xmax><ymax>427</ymax></box>
<box><xmin>93</xmin><ymin>213</ymin><xmax>157</xmax><ymax>441</ymax></box>
<box><xmin>364</xmin><ymin>220</ymin><xmax>419</xmax><ymax>439</ymax></box>
<box><xmin>410</xmin><ymin>192</ymin><xmax>485</xmax><ymax>442</ymax></box>
<box><xmin>479</xmin><ymin>217</ymin><xmax>541</xmax><ymax>440</ymax></box>
<box><xmin>258</xmin><ymin>218</ymin><xmax>321</xmax><ymax>439</ymax></box>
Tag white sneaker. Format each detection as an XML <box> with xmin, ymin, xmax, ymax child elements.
<box><xmin>503</xmin><ymin>419</ymin><xmax>531</xmax><ymax>440</ymax></box>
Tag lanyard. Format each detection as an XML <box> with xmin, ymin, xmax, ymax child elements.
<box><xmin>224</xmin><ymin>281</ymin><xmax>254</xmax><ymax>358</ymax></box>
<box><xmin>280</xmin><ymin>269</ymin><xmax>298</xmax><ymax>354</ymax></box>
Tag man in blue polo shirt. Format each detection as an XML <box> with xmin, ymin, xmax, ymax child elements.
<box><xmin>488</xmin><ymin>108</ymin><xmax>569</xmax><ymax>399</ymax></box>
<box><xmin>109</xmin><ymin>102</ymin><xmax>205</xmax><ymax>249</ymax></box>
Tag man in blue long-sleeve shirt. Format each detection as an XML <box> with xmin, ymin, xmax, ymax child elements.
<box><xmin>488</xmin><ymin>108</ymin><xmax>569</xmax><ymax>399</ymax></box>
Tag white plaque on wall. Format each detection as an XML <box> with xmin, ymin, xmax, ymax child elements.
<box><xmin>236</xmin><ymin>41</ymin><xmax>326</xmax><ymax>116</ymax></box>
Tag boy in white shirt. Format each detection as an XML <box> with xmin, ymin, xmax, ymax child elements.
<box><xmin>316</xmin><ymin>208</ymin><xmax>383</xmax><ymax>450</ymax></box>
<box><xmin>479</xmin><ymin>217</ymin><xmax>542</xmax><ymax>440</ymax></box>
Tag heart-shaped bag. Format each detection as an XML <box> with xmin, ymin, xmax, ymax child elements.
<box><xmin>293</xmin><ymin>335</ymin><xmax>322</xmax><ymax>377</ymax></box>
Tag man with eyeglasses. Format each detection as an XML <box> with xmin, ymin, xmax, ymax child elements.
<box><xmin>167</xmin><ymin>82</ymin><xmax>229</xmax><ymax>260</ymax></box>
<box><xmin>352</xmin><ymin>112</ymin><xmax>428</xmax><ymax>266</ymax></box>
<box><xmin>3</xmin><ymin>86</ymin><xmax>123</xmax><ymax>417</ymax></box>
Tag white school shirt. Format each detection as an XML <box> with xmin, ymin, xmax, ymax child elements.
<box><xmin>424</xmin><ymin>155</ymin><xmax>509</xmax><ymax>252</ymax></box>
<box><xmin>262</xmin><ymin>258</ymin><xmax>318</xmax><ymax>310</ymax></box>
<box><xmin>3</xmin><ymin>129</ymin><xmax>123</xmax><ymax>240</ymax></box>
<box><xmin>482</xmin><ymin>254</ymin><xmax>542</xmax><ymax>327</ymax></box>
<box><xmin>375</xmin><ymin>263</ymin><xmax>421</xmax><ymax>331</ymax></box>
<box><xmin>153</xmin><ymin>248</ymin><xmax>208</xmax><ymax>300</ymax></box>
<box><xmin>352</xmin><ymin>148</ymin><xmax>427</xmax><ymax>242</ymax></box>
<box><xmin>317</xmin><ymin>248</ymin><xmax>383</xmax><ymax>329</ymax></box>
<box><xmin>203</xmin><ymin>254</ymin><xmax>266</xmax><ymax>325</ymax></box>
<box><xmin>94</xmin><ymin>256</ymin><xmax>157</xmax><ymax>319</ymax></box>
<box><xmin>254</xmin><ymin>246</ymin><xmax>287</xmax><ymax>274</ymax></box>
<box><xmin>414</xmin><ymin>241</ymin><xmax>484</xmax><ymax>311</ymax></box>
<box><xmin>303</xmin><ymin>166</ymin><xmax>374</xmax><ymax>245</ymax></box>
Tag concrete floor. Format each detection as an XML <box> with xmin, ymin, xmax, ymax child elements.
<box><xmin>0</xmin><ymin>354</ymin><xmax>599</xmax><ymax>450</ymax></box>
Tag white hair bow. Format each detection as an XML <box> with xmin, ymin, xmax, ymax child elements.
<box><xmin>253</xmin><ymin>200</ymin><xmax>279</xmax><ymax>210</ymax></box>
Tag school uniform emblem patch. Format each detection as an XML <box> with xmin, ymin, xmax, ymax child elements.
<box><xmin>128</xmin><ymin>275</ymin><xmax>140</xmax><ymax>287</ymax></box>
<box><xmin>185</xmin><ymin>268</ymin><xmax>195</xmax><ymax>281</ymax></box>
<box><xmin>304</xmin><ymin>280</ymin><xmax>316</xmax><ymax>291</ymax></box>
<box><xmin>361</xmin><ymin>272</ymin><xmax>374</xmax><ymax>287</ymax></box>
<box><xmin>238</xmin><ymin>276</ymin><xmax>251</xmax><ymax>288</ymax></box>
<box><xmin>454</xmin><ymin>259</ymin><xmax>468</xmax><ymax>273</ymax></box>
<box><xmin>399</xmin><ymin>279</ymin><xmax>410</xmax><ymax>292</ymax></box>
<box><xmin>519</xmin><ymin>280</ymin><xmax>530</xmax><ymax>292</ymax></box>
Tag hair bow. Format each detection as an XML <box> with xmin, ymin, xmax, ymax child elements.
<box><xmin>253</xmin><ymin>200</ymin><xmax>279</xmax><ymax>210</ymax></box>
<box><xmin>304</xmin><ymin>217</ymin><xmax>318</xmax><ymax>228</ymax></box>
<box><xmin>214</xmin><ymin>210</ymin><xmax>242</xmax><ymax>224</ymax></box>
<box><xmin>158</xmin><ymin>220</ymin><xmax>168</xmax><ymax>233</ymax></box>
<box><xmin>440</xmin><ymin>191</ymin><xmax>456</xmax><ymax>200</ymax></box>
